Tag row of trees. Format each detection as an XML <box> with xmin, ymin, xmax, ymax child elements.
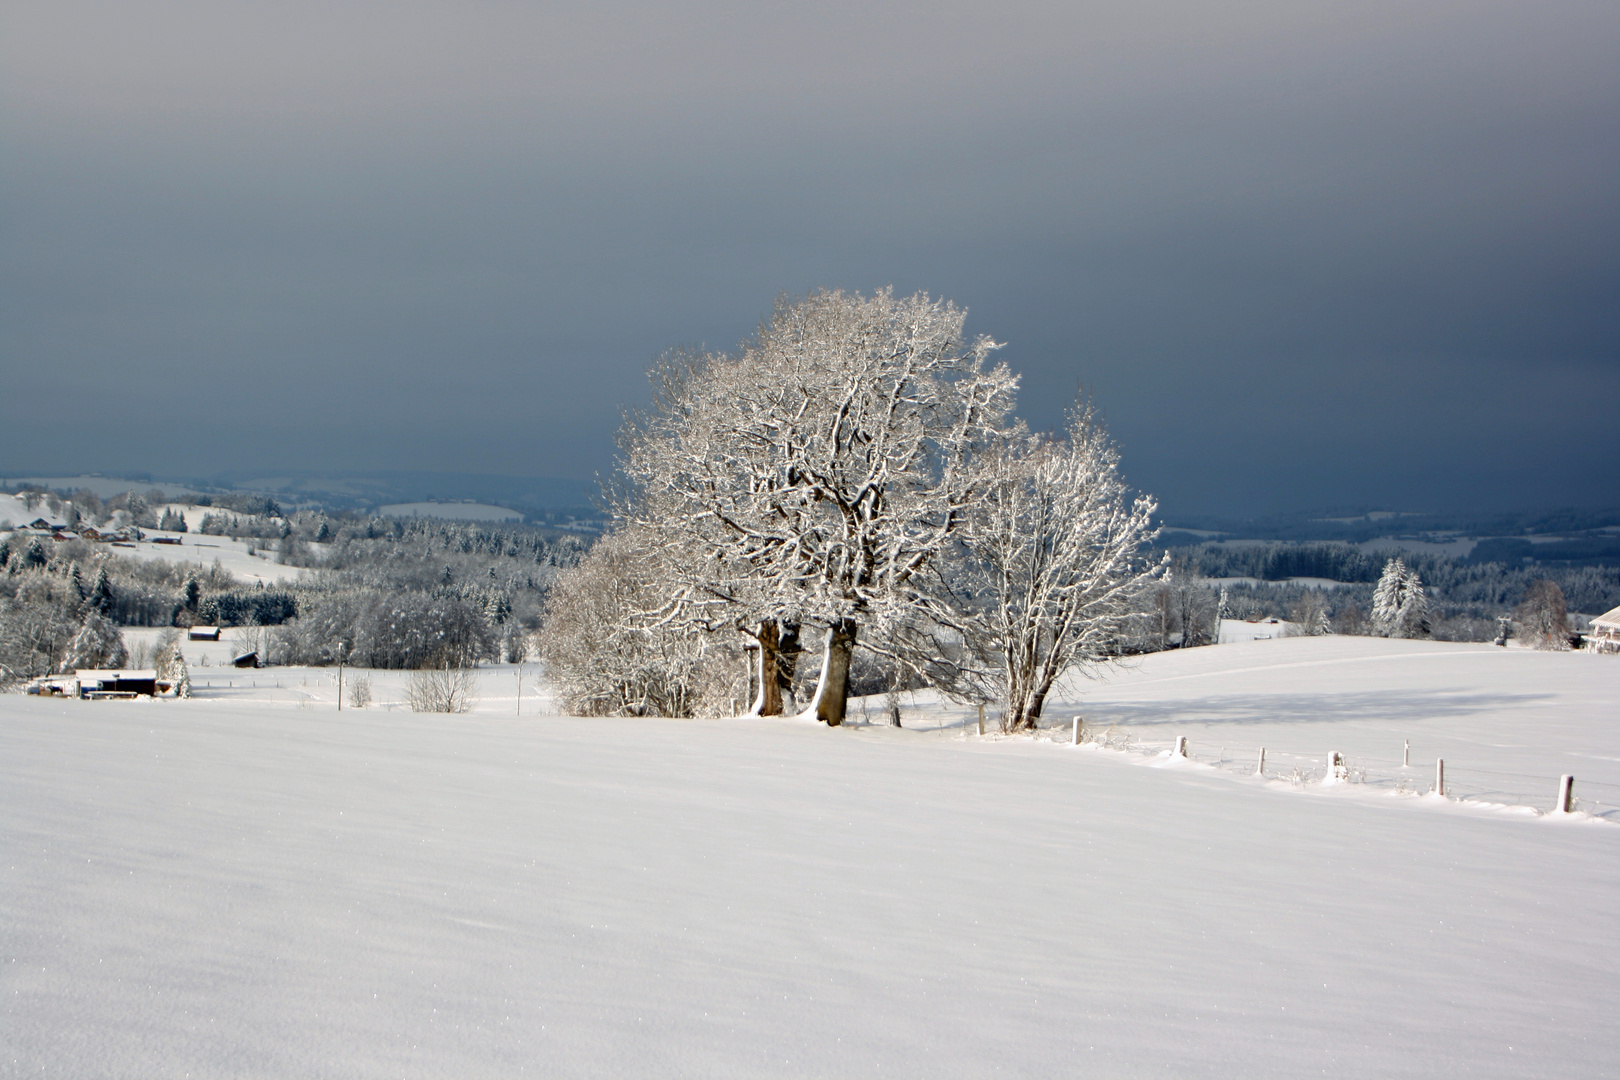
<box><xmin>541</xmin><ymin>289</ymin><xmax>1163</xmax><ymax>729</ymax></box>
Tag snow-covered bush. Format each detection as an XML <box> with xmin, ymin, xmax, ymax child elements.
<box><xmin>538</xmin><ymin>528</ymin><xmax>740</xmax><ymax>718</ymax></box>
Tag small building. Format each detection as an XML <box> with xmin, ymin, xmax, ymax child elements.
<box><xmin>78</xmin><ymin>526</ymin><xmax>103</xmax><ymax>541</ymax></box>
<box><xmin>152</xmin><ymin>536</ymin><xmax>183</xmax><ymax>546</ymax></box>
<box><xmin>232</xmin><ymin>651</ymin><xmax>259</xmax><ymax>668</ymax></box>
<box><xmin>1588</xmin><ymin>606</ymin><xmax>1620</xmax><ymax>654</ymax></box>
<box><xmin>189</xmin><ymin>625</ymin><xmax>222</xmax><ymax>641</ymax></box>
<box><xmin>77</xmin><ymin>669</ymin><xmax>175</xmax><ymax>698</ymax></box>
<box><xmin>25</xmin><ymin>675</ymin><xmax>81</xmax><ymax>697</ymax></box>
<box><xmin>27</xmin><ymin>670</ymin><xmax>175</xmax><ymax>698</ymax></box>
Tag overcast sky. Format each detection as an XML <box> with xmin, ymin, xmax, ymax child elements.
<box><xmin>3</xmin><ymin>1</ymin><xmax>1616</xmax><ymax>517</ymax></box>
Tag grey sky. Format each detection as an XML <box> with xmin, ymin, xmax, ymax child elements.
<box><xmin>3</xmin><ymin>1</ymin><xmax>1616</xmax><ymax>516</ymax></box>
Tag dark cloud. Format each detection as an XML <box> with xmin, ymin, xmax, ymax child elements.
<box><xmin>3</xmin><ymin>1</ymin><xmax>1616</xmax><ymax>516</ymax></box>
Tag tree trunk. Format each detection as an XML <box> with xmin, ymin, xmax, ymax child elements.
<box><xmin>751</xmin><ymin>619</ymin><xmax>784</xmax><ymax>716</ymax></box>
<box><xmin>776</xmin><ymin>621</ymin><xmax>802</xmax><ymax>712</ymax></box>
<box><xmin>807</xmin><ymin>618</ymin><xmax>858</xmax><ymax>726</ymax></box>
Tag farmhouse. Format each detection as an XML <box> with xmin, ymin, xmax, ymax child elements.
<box><xmin>188</xmin><ymin>625</ymin><xmax>222</xmax><ymax>641</ymax></box>
<box><xmin>1589</xmin><ymin>605</ymin><xmax>1620</xmax><ymax>654</ymax></box>
<box><xmin>25</xmin><ymin>670</ymin><xmax>176</xmax><ymax>698</ymax></box>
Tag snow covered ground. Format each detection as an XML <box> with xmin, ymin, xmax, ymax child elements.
<box><xmin>4</xmin><ymin>639</ymin><xmax>1617</xmax><ymax>1077</ymax></box>
<box><xmin>84</xmin><ymin>527</ymin><xmax>311</xmax><ymax>586</ymax></box>
<box><xmin>0</xmin><ymin>494</ymin><xmax>311</xmax><ymax>584</ymax></box>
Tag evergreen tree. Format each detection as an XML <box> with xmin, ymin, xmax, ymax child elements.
<box><xmin>62</xmin><ymin>612</ymin><xmax>129</xmax><ymax>671</ymax></box>
<box><xmin>1371</xmin><ymin>558</ymin><xmax>1430</xmax><ymax>638</ymax></box>
<box><xmin>171</xmin><ymin>649</ymin><xmax>192</xmax><ymax>697</ymax></box>
<box><xmin>88</xmin><ymin>567</ymin><xmax>116</xmax><ymax>617</ymax></box>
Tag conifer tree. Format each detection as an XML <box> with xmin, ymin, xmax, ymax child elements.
<box><xmin>87</xmin><ymin>566</ymin><xmax>116</xmax><ymax>617</ymax></box>
<box><xmin>1371</xmin><ymin>558</ymin><xmax>1429</xmax><ymax>638</ymax></box>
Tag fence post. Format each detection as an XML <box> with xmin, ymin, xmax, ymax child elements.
<box><xmin>977</xmin><ymin>704</ymin><xmax>985</xmax><ymax>736</ymax></box>
<box><xmin>1556</xmin><ymin>774</ymin><xmax>1575</xmax><ymax>814</ymax></box>
<box><xmin>1435</xmin><ymin>758</ymin><xmax>1445</xmax><ymax>797</ymax></box>
<box><xmin>1403</xmin><ymin>739</ymin><xmax>1410</xmax><ymax>767</ymax></box>
<box><xmin>1174</xmin><ymin>736</ymin><xmax>1188</xmax><ymax>758</ymax></box>
<box><xmin>1256</xmin><ymin>747</ymin><xmax>1266</xmax><ymax>776</ymax></box>
<box><xmin>1072</xmin><ymin>716</ymin><xmax>1083</xmax><ymax>745</ymax></box>
<box><xmin>1322</xmin><ymin>750</ymin><xmax>1348</xmax><ymax>784</ymax></box>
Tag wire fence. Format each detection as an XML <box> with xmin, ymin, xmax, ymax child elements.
<box><xmin>1031</xmin><ymin>722</ymin><xmax>1620</xmax><ymax>820</ymax></box>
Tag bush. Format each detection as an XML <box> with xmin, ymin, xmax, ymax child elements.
<box><xmin>408</xmin><ymin>664</ymin><xmax>477</xmax><ymax>713</ymax></box>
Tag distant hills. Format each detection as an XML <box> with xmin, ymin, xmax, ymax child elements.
<box><xmin>0</xmin><ymin>469</ymin><xmax>601</xmax><ymax>528</ymax></box>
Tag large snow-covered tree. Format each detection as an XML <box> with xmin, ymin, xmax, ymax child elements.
<box><xmin>1371</xmin><ymin>558</ymin><xmax>1429</xmax><ymax>638</ymax></box>
<box><xmin>620</xmin><ymin>288</ymin><xmax>1018</xmax><ymax>725</ymax></box>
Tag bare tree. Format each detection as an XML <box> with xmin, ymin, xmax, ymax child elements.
<box><xmin>1289</xmin><ymin>590</ymin><xmax>1331</xmax><ymax>636</ymax></box>
<box><xmin>620</xmin><ymin>289</ymin><xmax>1019</xmax><ymax>725</ymax></box>
<box><xmin>917</xmin><ymin>399</ymin><xmax>1160</xmax><ymax>730</ymax></box>
<box><xmin>1514</xmin><ymin>579</ymin><xmax>1571</xmax><ymax>650</ymax></box>
<box><xmin>407</xmin><ymin>656</ymin><xmax>479</xmax><ymax>713</ymax></box>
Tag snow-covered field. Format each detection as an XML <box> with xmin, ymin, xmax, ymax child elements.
<box><xmin>110</xmin><ymin>529</ymin><xmax>313</xmax><ymax>585</ymax></box>
<box><xmin>0</xmin><ymin>494</ymin><xmax>311</xmax><ymax>584</ymax></box>
<box><xmin>4</xmin><ymin>639</ymin><xmax>1617</xmax><ymax>1077</ymax></box>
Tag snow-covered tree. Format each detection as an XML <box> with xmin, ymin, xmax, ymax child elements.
<box><xmin>1290</xmin><ymin>590</ymin><xmax>1331</xmax><ymax>636</ymax></box>
<box><xmin>911</xmin><ymin>400</ymin><xmax>1161</xmax><ymax>730</ymax></box>
<box><xmin>537</xmin><ymin>527</ymin><xmax>738</xmax><ymax>717</ymax></box>
<box><xmin>1514</xmin><ymin>579</ymin><xmax>1571</xmax><ymax>650</ymax></box>
<box><xmin>620</xmin><ymin>289</ymin><xmax>1018</xmax><ymax>725</ymax></box>
<box><xmin>86</xmin><ymin>565</ymin><xmax>115</xmax><ymax>617</ymax></box>
<box><xmin>61</xmin><ymin>612</ymin><xmax>128</xmax><ymax>671</ymax></box>
<box><xmin>1371</xmin><ymin>558</ymin><xmax>1429</xmax><ymax>638</ymax></box>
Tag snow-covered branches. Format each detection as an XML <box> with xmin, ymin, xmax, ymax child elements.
<box><xmin>536</xmin><ymin>528</ymin><xmax>740</xmax><ymax>718</ymax></box>
<box><xmin>914</xmin><ymin>399</ymin><xmax>1161</xmax><ymax>730</ymax></box>
<box><xmin>618</xmin><ymin>288</ymin><xmax>1019</xmax><ymax>724</ymax></box>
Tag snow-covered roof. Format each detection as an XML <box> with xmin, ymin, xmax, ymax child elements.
<box><xmin>1592</xmin><ymin>605</ymin><xmax>1620</xmax><ymax>630</ymax></box>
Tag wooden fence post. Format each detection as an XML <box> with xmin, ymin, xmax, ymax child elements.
<box><xmin>1256</xmin><ymin>747</ymin><xmax>1266</xmax><ymax>776</ymax></box>
<box><xmin>1435</xmin><ymin>758</ymin><xmax>1445</xmax><ymax>797</ymax></box>
<box><xmin>1325</xmin><ymin>750</ymin><xmax>1345</xmax><ymax>783</ymax></box>
<box><xmin>1072</xmin><ymin>716</ymin><xmax>1083</xmax><ymax>745</ymax></box>
<box><xmin>1403</xmin><ymin>739</ymin><xmax>1409</xmax><ymax>767</ymax></box>
<box><xmin>1174</xmin><ymin>736</ymin><xmax>1188</xmax><ymax>758</ymax></box>
<box><xmin>1556</xmin><ymin>774</ymin><xmax>1575</xmax><ymax>814</ymax></box>
<box><xmin>977</xmin><ymin>704</ymin><xmax>985</xmax><ymax>736</ymax></box>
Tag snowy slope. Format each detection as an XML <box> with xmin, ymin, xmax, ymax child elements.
<box><xmin>1063</xmin><ymin>635</ymin><xmax>1620</xmax><ymax>815</ymax></box>
<box><xmin>93</xmin><ymin>528</ymin><xmax>311</xmax><ymax>585</ymax></box>
<box><xmin>3</xmin><ymin>643</ymin><xmax>1616</xmax><ymax>1078</ymax></box>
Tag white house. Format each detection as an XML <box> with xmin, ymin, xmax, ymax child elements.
<box><xmin>1588</xmin><ymin>606</ymin><xmax>1620</xmax><ymax>654</ymax></box>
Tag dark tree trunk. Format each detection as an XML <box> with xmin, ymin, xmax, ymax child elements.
<box><xmin>752</xmin><ymin>619</ymin><xmax>784</xmax><ymax>716</ymax></box>
<box><xmin>775</xmin><ymin>621</ymin><xmax>802</xmax><ymax>712</ymax></box>
<box><xmin>810</xmin><ymin>618</ymin><xmax>858</xmax><ymax>726</ymax></box>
